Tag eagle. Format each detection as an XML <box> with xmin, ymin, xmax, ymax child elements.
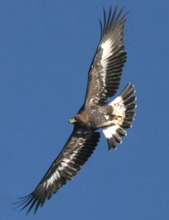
<box><xmin>17</xmin><ymin>6</ymin><xmax>136</xmax><ymax>214</ymax></box>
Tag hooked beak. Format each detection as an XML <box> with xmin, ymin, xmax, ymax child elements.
<box><xmin>69</xmin><ymin>117</ymin><xmax>77</xmax><ymax>124</ymax></box>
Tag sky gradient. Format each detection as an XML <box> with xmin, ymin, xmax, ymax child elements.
<box><xmin>1</xmin><ymin>0</ymin><xmax>169</xmax><ymax>219</ymax></box>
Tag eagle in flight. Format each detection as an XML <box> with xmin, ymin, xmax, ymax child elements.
<box><xmin>18</xmin><ymin>6</ymin><xmax>136</xmax><ymax>214</ymax></box>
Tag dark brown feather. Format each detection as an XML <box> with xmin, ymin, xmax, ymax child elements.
<box><xmin>17</xmin><ymin>126</ymin><xmax>100</xmax><ymax>214</ymax></box>
<box><xmin>83</xmin><ymin>7</ymin><xmax>127</xmax><ymax>108</ymax></box>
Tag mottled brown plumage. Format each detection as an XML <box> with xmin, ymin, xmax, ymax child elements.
<box><xmin>16</xmin><ymin>6</ymin><xmax>136</xmax><ymax>214</ymax></box>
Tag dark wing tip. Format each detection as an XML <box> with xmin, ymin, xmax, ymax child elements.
<box><xmin>13</xmin><ymin>193</ymin><xmax>43</xmax><ymax>215</ymax></box>
<box><xmin>14</xmin><ymin>130</ymin><xmax>100</xmax><ymax>215</ymax></box>
<box><xmin>100</xmin><ymin>5</ymin><xmax>127</xmax><ymax>39</ymax></box>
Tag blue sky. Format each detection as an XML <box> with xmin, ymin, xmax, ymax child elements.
<box><xmin>1</xmin><ymin>0</ymin><xmax>169</xmax><ymax>219</ymax></box>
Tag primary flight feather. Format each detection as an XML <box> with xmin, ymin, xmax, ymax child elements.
<box><xmin>17</xmin><ymin>5</ymin><xmax>136</xmax><ymax>214</ymax></box>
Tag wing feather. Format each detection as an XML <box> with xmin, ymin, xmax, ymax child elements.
<box><xmin>17</xmin><ymin>126</ymin><xmax>100</xmax><ymax>214</ymax></box>
<box><xmin>84</xmin><ymin>6</ymin><xmax>127</xmax><ymax>107</ymax></box>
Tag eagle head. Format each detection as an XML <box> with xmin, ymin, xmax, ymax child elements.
<box><xmin>69</xmin><ymin>112</ymin><xmax>89</xmax><ymax>126</ymax></box>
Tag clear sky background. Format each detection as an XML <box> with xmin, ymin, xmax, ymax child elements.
<box><xmin>1</xmin><ymin>0</ymin><xmax>169</xmax><ymax>219</ymax></box>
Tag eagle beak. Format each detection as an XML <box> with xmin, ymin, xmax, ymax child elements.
<box><xmin>69</xmin><ymin>117</ymin><xmax>77</xmax><ymax>124</ymax></box>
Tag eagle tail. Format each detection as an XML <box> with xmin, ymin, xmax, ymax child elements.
<box><xmin>102</xmin><ymin>83</ymin><xmax>136</xmax><ymax>150</ymax></box>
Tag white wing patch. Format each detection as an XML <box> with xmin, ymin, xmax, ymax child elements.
<box><xmin>43</xmin><ymin>147</ymin><xmax>84</xmax><ymax>189</ymax></box>
<box><xmin>45</xmin><ymin>170</ymin><xmax>60</xmax><ymax>188</ymax></box>
<box><xmin>100</xmin><ymin>39</ymin><xmax>114</xmax><ymax>88</ymax></box>
<box><xmin>102</xmin><ymin>124</ymin><xmax>127</xmax><ymax>150</ymax></box>
<box><xmin>101</xmin><ymin>39</ymin><xmax>113</xmax><ymax>61</ymax></box>
<box><xmin>102</xmin><ymin>124</ymin><xmax>120</xmax><ymax>139</ymax></box>
<box><xmin>110</xmin><ymin>96</ymin><xmax>126</xmax><ymax>125</ymax></box>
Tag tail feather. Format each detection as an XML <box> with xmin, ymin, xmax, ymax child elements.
<box><xmin>102</xmin><ymin>83</ymin><xmax>136</xmax><ymax>150</ymax></box>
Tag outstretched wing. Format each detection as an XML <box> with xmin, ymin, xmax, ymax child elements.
<box><xmin>18</xmin><ymin>126</ymin><xmax>100</xmax><ymax>214</ymax></box>
<box><xmin>84</xmin><ymin>6</ymin><xmax>127</xmax><ymax>108</ymax></box>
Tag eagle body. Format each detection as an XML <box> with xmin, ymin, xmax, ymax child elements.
<box><xmin>74</xmin><ymin>105</ymin><xmax>113</xmax><ymax>129</ymax></box>
<box><xmin>17</xmin><ymin>6</ymin><xmax>137</xmax><ymax>214</ymax></box>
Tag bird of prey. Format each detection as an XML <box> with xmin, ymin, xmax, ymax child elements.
<box><xmin>17</xmin><ymin>6</ymin><xmax>136</xmax><ymax>214</ymax></box>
